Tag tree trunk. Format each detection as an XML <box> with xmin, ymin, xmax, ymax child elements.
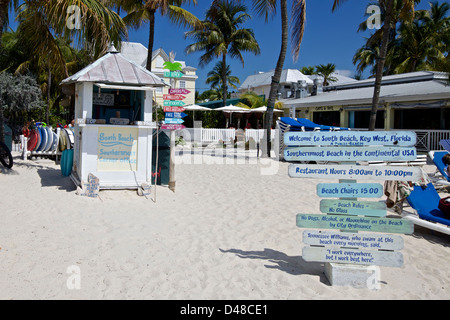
<box><xmin>146</xmin><ymin>9</ymin><xmax>156</xmax><ymax>72</ymax></box>
<box><xmin>368</xmin><ymin>0</ymin><xmax>394</xmax><ymax>131</ymax></box>
<box><xmin>222</xmin><ymin>53</ymin><xmax>227</xmax><ymax>108</ymax></box>
<box><xmin>46</xmin><ymin>65</ymin><xmax>51</xmax><ymax>124</ymax></box>
<box><xmin>263</xmin><ymin>0</ymin><xmax>288</xmax><ymax>157</ymax></box>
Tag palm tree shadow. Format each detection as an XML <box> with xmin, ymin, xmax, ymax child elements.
<box><xmin>219</xmin><ymin>248</ymin><xmax>329</xmax><ymax>285</ymax></box>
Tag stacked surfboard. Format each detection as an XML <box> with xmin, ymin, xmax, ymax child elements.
<box><xmin>26</xmin><ymin>125</ymin><xmax>74</xmax><ymax>155</ymax></box>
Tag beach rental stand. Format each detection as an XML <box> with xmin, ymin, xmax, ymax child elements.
<box><xmin>61</xmin><ymin>46</ymin><xmax>167</xmax><ymax>190</ymax></box>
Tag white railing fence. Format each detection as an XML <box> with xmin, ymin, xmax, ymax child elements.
<box><xmin>175</xmin><ymin>128</ymin><xmax>276</xmax><ymax>144</ymax></box>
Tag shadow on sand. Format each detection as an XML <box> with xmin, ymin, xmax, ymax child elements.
<box><xmin>219</xmin><ymin>247</ymin><xmax>329</xmax><ymax>285</ymax></box>
<box><xmin>2</xmin><ymin>156</ymin><xmax>76</xmax><ymax>192</ymax></box>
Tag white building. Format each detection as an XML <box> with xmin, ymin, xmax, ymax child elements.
<box><xmin>239</xmin><ymin>69</ymin><xmax>357</xmax><ymax>100</ymax></box>
<box><xmin>120</xmin><ymin>42</ymin><xmax>198</xmax><ymax>106</ymax></box>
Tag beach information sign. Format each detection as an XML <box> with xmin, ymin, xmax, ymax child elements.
<box><xmin>284</xmin><ymin>129</ymin><xmax>417</xmax><ymax>287</ymax></box>
<box><xmin>284</xmin><ymin>131</ymin><xmax>417</xmax><ymax>147</ymax></box>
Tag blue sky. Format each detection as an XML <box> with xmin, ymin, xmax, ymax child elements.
<box><xmin>124</xmin><ymin>0</ymin><xmax>432</xmax><ymax>92</ymax></box>
<box><xmin>7</xmin><ymin>0</ymin><xmax>435</xmax><ymax>93</ymax></box>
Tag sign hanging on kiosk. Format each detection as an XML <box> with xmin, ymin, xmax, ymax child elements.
<box><xmin>164</xmin><ymin>100</ymin><xmax>185</xmax><ymax>107</ymax></box>
<box><xmin>163</xmin><ymin>106</ymin><xmax>185</xmax><ymax>113</ymax></box>
<box><xmin>169</xmin><ymin>89</ymin><xmax>190</xmax><ymax>95</ymax></box>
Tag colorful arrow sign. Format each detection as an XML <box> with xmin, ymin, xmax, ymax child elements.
<box><xmin>164</xmin><ymin>118</ymin><xmax>184</xmax><ymax>124</ymax></box>
<box><xmin>163</xmin><ymin>100</ymin><xmax>185</xmax><ymax>107</ymax></box>
<box><xmin>164</xmin><ymin>71</ymin><xmax>183</xmax><ymax>78</ymax></box>
<box><xmin>163</xmin><ymin>106</ymin><xmax>185</xmax><ymax>113</ymax></box>
<box><xmin>163</xmin><ymin>94</ymin><xmax>186</xmax><ymax>101</ymax></box>
<box><xmin>165</xmin><ymin>112</ymin><xmax>187</xmax><ymax>119</ymax></box>
<box><xmin>169</xmin><ymin>89</ymin><xmax>191</xmax><ymax>95</ymax></box>
<box><xmin>161</xmin><ymin>124</ymin><xmax>186</xmax><ymax>130</ymax></box>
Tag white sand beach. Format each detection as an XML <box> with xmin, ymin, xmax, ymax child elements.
<box><xmin>1</xmin><ymin>149</ymin><xmax>450</xmax><ymax>300</ymax></box>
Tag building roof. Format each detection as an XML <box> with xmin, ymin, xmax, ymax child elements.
<box><xmin>120</xmin><ymin>42</ymin><xmax>197</xmax><ymax>72</ymax></box>
<box><xmin>307</xmin><ymin>72</ymin><xmax>357</xmax><ymax>86</ymax></box>
<box><xmin>240</xmin><ymin>69</ymin><xmax>314</xmax><ymax>91</ymax></box>
<box><xmin>61</xmin><ymin>46</ymin><xmax>167</xmax><ymax>86</ymax></box>
<box><xmin>280</xmin><ymin>74</ymin><xmax>450</xmax><ymax>108</ymax></box>
<box><xmin>120</xmin><ymin>42</ymin><xmax>149</xmax><ymax>67</ymax></box>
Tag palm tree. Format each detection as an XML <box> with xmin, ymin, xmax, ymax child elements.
<box><xmin>300</xmin><ymin>66</ymin><xmax>316</xmax><ymax>75</ymax></box>
<box><xmin>185</xmin><ymin>0</ymin><xmax>260</xmax><ymax>108</ymax></box>
<box><xmin>315</xmin><ymin>63</ymin><xmax>338</xmax><ymax>86</ymax></box>
<box><xmin>333</xmin><ymin>0</ymin><xmax>416</xmax><ymax>131</ymax></box>
<box><xmin>0</xmin><ymin>0</ymin><xmax>18</xmax><ymax>144</ymax></box>
<box><xmin>252</xmin><ymin>0</ymin><xmax>306</xmax><ymax>156</ymax></box>
<box><xmin>353</xmin><ymin>1</ymin><xmax>449</xmax><ymax>75</ymax></box>
<box><xmin>112</xmin><ymin>0</ymin><xmax>199</xmax><ymax>72</ymax></box>
<box><xmin>392</xmin><ymin>2</ymin><xmax>450</xmax><ymax>73</ymax></box>
<box><xmin>14</xmin><ymin>0</ymin><xmax>127</xmax><ymax>124</ymax></box>
<box><xmin>206</xmin><ymin>62</ymin><xmax>240</xmax><ymax>92</ymax></box>
<box><xmin>0</xmin><ymin>0</ymin><xmax>126</xmax><ymax>143</ymax></box>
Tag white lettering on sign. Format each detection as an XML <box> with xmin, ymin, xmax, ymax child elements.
<box><xmin>284</xmin><ymin>131</ymin><xmax>417</xmax><ymax>147</ymax></box>
<box><xmin>288</xmin><ymin>164</ymin><xmax>421</xmax><ymax>181</ymax></box>
<box><xmin>284</xmin><ymin>146</ymin><xmax>416</xmax><ymax>162</ymax></box>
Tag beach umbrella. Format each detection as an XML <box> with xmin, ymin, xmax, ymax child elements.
<box><xmin>214</xmin><ymin>105</ymin><xmax>250</xmax><ymax>128</ymax></box>
<box><xmin>250</xmin><ymin>106</ymin><xmax>284</xmax><ymax>113</ymax></box>
<box><xmin>184</xmin><ymin>104</ymin><xmax>212</xmax><ymax>121</ymax></box>
<box><xmin>215</xmin><ymin>104</ymin><xmax>250</xmax><ymax>113</ymax></box>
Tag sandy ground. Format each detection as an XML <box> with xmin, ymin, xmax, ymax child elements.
<box><xmin>1</xmin><ymin>149</ymin><xmax>449</xmax><ymax>300</ymax></box>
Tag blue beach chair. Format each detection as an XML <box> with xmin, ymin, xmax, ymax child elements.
<box><xmin>402</xmin><ymin>182</ymin><xmax>450</xmax><ymax>235</ymax></box>
<box><xmin>295</xmin><ymin>118</ymin><xmax>349</xmax><ymax>131</ymax></box>
<box><xmin>440</xmin><ymin>139</ymin><xmax>450</xmax><ymax>152</ymax></box>
<box><xmin>428</xmin><ymin>150</ymin><xmax>450</xmax><ymax>187</ymax></box>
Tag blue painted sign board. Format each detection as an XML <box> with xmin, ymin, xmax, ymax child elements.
<box><xmin>319</xmin><ymin>199</ymin><xmax>387</xmax><ymax>217</ymax></box>
<box><xmin>296</xmin><ymin>213</ymin><xmax>414</xmax><ymax>234</ymax></box>
<box><xmin>302</xmin><ymin>246</ymin><xmax>404</xmax><ymax>268</ymax></box>
<box><xmin>288</xmin><ymin>164</ymin><xmax>422</xmax><ymax>181</ymax></box>
<box><xmin>284</xmin><ymin>131</ymin><xmax>417</xmax><ymax>147</ymax></box>
<box><xmin>303</xmin><ymin>230</ymin><xmax>404</xmax><ymax>250</ymax></box>
<box><xmin>317</xmin><ymin>183</ymin><xmax>383</xmax><ymax>198</ymax></box>
<box><xmin>284</xmin><ymin>146</ymin><xmax>416</xmax><ymax>162</ymax></box>
<box><xmin>165</xmin><ymin>112</ymin><xmax>187</xmax><ymax>119</ymax></box>
<box><xmin>164</xmin><ymin>118</ymin><xmax>184</xmax><ymax>124</ymax></box>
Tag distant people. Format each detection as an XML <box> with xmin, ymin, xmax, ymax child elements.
<box><xmin>442</xmin><ymin>153</ymin><xmax>450</xmax><ymax>176</ymax></box>
<box><xmin>245</xmin><ymin>123</ymin><xmax>251</xmax><ymax>130</ymax></box>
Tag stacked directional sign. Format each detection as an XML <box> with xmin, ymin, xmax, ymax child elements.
<box><xmin>162</xmin><ymin>88</ymin><xmax>191</xmax><ymax>130</ymax></box>
<box><xmin>284</xmin><ymin>131</ymin><xmax>418</xmax><ymax>271</ymax></box>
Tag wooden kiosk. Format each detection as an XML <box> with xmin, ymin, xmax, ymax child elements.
<box><xmin>61</xmin><ymin>46</ymin><xmax>167</xmax><ymax>190</ymax></box>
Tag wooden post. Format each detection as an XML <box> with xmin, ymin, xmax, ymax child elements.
<box><xmin>168</xmin><ymin>129</ymin><xmax>176</xmax><ymax>192</ymax></box>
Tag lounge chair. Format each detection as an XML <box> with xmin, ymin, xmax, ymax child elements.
<box><xmin>402</xmin><ymin>182</ymin><xmax>450</xmax><ymax>235</ymax></box>
<box><xmin>428</xmin><ymin>150</ymin><xmax>450</xmax><ymax>187</ymax></box>
<box><xmin>440</xmin><ymin>139</ymin><xmax>450</xmax><ymax>152</ymax></box>
<box><xmin>295</xmin><ymin>118</ymin><xmax>349</xmax><ymax>131</ymax></box>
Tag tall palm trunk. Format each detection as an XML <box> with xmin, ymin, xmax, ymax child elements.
<box><xmin>222</xmin><ymin>53</ymin><xmax>227</xmax><ymax>108</ymax></box>
<box><xmin>369</xmin><ymin>0</ymin><xmax>394</xmax><ymax>131</ymax></box>
<box><xmin>263</xmin><ymin>0</ymin><xmax>288</xmax><ymax>157</ymax></box>
<box><xmin>146</xmin><ymin>9</ymin><xmax>156</xmax><ymax>72</ymax></box>
<box><xmin>46</xmin><ymin>64</ymin><xmax>51</xmax><ymax>124</ymax></box>
<box><xmin>0</xmin><ymin>0</ymin><xmax>10</xmax><ymax>144</ymax></box>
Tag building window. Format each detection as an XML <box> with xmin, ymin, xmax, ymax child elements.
<box><xmin>179</xmin><ymin>81</ymin><xmax>186</xmax><ymax>89</ymax></box>
<box><xmin>155</xmin><ymin>86</ymin><xmax>163</xmax><ymax>94</ymax></box>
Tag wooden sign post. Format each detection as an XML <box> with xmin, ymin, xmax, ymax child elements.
<box><xmin>284</xmin><ymin>130</ymin><xmax>417</xmax><ymax>288</ymax></box>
